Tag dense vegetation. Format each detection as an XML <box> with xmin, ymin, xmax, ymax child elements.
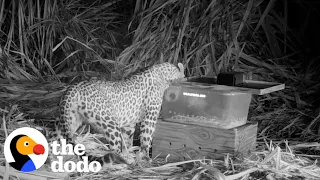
<box><xmin>0</xmin><ymin>0</ymin><xmax>319</xmax><ymax>142</ymax></box>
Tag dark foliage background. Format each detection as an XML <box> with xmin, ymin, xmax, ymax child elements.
<box><xmin>0</xmin><ymin>0</ymin><xmax>319</xmax><ymax>143</ymax></box>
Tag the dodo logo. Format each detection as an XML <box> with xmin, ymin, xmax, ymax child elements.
<box><xmin>4</xmin><ymin>127</ymin><xmax>48</xmax><ymax>172</ymax></box>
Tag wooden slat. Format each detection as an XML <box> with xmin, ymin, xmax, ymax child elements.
<box><xmin>240</xmin><ymin>80</ymin><xmax>285</xmax><ymax>95</ymax></box>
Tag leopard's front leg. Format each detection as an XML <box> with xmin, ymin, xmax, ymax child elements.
<box><xmin>120</xmin><ymin>123</ymin><xmax>135</xmax><ymax>152</ymax></box>
<box><xmin>140</xmin><ymin>102</ymin><xmax>162</xmax><ymax>157</ymax></box>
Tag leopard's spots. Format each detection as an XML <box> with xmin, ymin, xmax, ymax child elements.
<box><xmin>51</xmin><ymin>62</ymin><xmax>185</xmax><ymax>166</ymax></box>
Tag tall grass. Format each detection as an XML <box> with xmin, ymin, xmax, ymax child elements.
<box><xmin>115</xmin><ymin>0</ymin><xmax>320</xmax><ymax>136</ymax></box>
<box><xmin>0</xmin><ymin>0</ymin><xmax>122</xmax><ymax>81</ymax></box>
<box><xmin>0</xmin><ymin>0</ymin><xmax>319</xmax><ymax>140</ymax></box>
<box><xmin>0</xmin><ymin>0</ymin><xmax>309</xmax><ymax>108</ymax></box>
<box><xmin>113</xmin><ymin>0</ymin><xmax>308</xmax><ymax>108</ymax></box>
<box><xmin>116</xmin><ymin>0</ymin><xmax>298</xmax><ymax>79</ymax></box>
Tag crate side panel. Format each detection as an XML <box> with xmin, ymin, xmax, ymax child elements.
<box><xmin>234</xmin><ymin>122</ymin><xmax>258</xmax><ymax>154</ymax></box>
<box><xmin>152</xmin><ymin>120</ymin><xmax>258</xmax><ymax>162</ymax></box>
<box><xmin>152</xmin><ymin>120</ymin><xmax>237</xmax><ymax>161</ymax></box>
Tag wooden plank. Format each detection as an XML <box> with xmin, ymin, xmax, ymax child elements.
<box><xmin>211</xmin><ymin>83</ymin><xmax>285</xmax><ymax>95</ymax></box>
<box><xmin>0</xmin><ymin>165</ymin><xmax>70</xmax><ymax>180</ymax></box>
<box><xmin>174</xmin><ymin>77</ymin><xmax>285</xmax><ymax>95</ymax></box>
<box><xmin>240</xmin><ymin>80</ymin><xmax>285</xmax><ymax>95</ymax></box>
<box><xmin>152</xmin><ymin>120</ymin><xmax>257</xmax><ymax>162</ymax></box>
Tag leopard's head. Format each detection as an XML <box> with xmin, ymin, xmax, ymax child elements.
<box><xmin>153</xmin><ymin>62</ymin><xmax>185</xmax><ymax>84</ymax></box>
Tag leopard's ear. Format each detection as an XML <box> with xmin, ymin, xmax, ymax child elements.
<box><xmin>177</xmin><ymin>63</ymin><xmax>185</xmax><ymax>77</ymax></box>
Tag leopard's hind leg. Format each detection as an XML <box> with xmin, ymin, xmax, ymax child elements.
<box><xmin>87</xmin><ymin>116</ymin><xmax>127</xmax><ymax>165</ymax></box>
<box><xmin>46</xmin><ymin>86</ymin><xmax>84</xmax><ymax>165</ymax></box>
<box><xmin>57</xmin><ymin>86</ymin><xmax>85</xmax><ymax>144</ymax></box>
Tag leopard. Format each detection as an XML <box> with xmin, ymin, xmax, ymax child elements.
<box><xmin>48</xmin><ymin>62</ymin><xmax>185</xmax><ymax>166</ymax></box>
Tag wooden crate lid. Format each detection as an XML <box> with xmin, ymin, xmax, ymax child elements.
<box><xmin>174</xmin><ymin>76</ymin><xmax>285</xmax><ymax>95</ymax></box>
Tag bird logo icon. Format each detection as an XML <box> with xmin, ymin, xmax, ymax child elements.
<box><xmin>4</xmin><ymin>127</ymin><xmax>49</xmax><ymax>172</ymax></box>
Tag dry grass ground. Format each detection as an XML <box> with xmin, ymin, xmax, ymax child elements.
<box><xmin>1</xmin><ymin>0</ymin><xmax>320</xmax><ymax>179</ymax></box>
<box><xmin>0</xmin><ymin>100</ymin><xmax>320</xmax><ymax>180</ymax></box>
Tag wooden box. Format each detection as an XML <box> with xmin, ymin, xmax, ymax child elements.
<box><xmin>162</xmin><ymin>77</ymin><xmax>285</xmax><ymax>129</ymax></box>
<box><xmin>152</xmin><ymin>119</ymin><xmax>258</xmax><ymax>162</ymax></box>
